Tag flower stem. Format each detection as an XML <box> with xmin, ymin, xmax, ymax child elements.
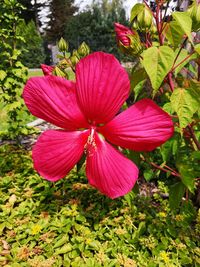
<box><xmin>168</xmin><ymin>72</ymin><xmax>174</xmax><ymax>92</ymax></box>
<box><xmin>171</xmin><ymin>52</ymin><xmax>194</xmax><ymax>72</ymax></box>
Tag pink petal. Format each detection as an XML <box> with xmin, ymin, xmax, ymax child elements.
<box><xmin>41</xmin><ymin>64</ymin><xmax>54</xmax><ymax>76</ymax></box>
<box><xmin>76</xmin><ymin>52</ymin><xmax>130</xmax><ymax>125</ymax></box>
<box><xmin>86</xmin><ymin>133</ymin><xmax>139</xmax><ymax>199</ymax></box>
<box><xmin>33</xmin><ymin>130</ymin><xmax>89</xmax><ymax>181</ymax></box>
<box><xmin>99</xmin><ymin>98</ymin><xmax>174</xmax><ymax>151</ymax></box>
<box><xmin>23</xmin><ymin>76</ymin><xmax>88</xmax><ymax>130</ymax></box>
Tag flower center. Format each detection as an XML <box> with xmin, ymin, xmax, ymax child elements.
<box><xmin>84</xmin><ymin>126</ymin><xmax>97</xmax><ymax>157</ymax></box>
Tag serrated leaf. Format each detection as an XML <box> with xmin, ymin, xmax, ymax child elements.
<box><xmin>172</xmin><ymin>12</ymin><xmax>193</xmax><ymax>43</ymax></box>
<box><xmin>170</xmin><ymin>88</ymin><xmax>199</xmax><ymax>128</ymax></box>
<box><xmin>163</xmin><ymin>21</ymin><xmax>184</xmax><ymax>49</ymax></box>
<box><xmin>130</xmin><ymin>3</ymin><xmax>145</xmax><ymax>22</ymax></box>
<box><xmin>141</xmin><ymin>46</ymin><xmax>175</xmax><ymax>93</ymax></box>
<box><xmin>169</xmin><ymin>182</ymin><xmax>185</xmax><ymax>210</ymax></box>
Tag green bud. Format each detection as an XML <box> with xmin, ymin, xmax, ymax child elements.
<box><xmin>54</xmin><ymin>66</ymin><xmax>66</xmax><ymax>77</ymax></box>
<box><xmin>119</xmin><ymin>32</ymin><xmax>143</xmax><ymax>57</ymax></box>
<box><xmin>58</xmin><ymin>37</ymin><xmax>69</xmax><ymax>52</ymax></box>
<box><xmin>77</xmin><ymin>42</ymin><xmax>90</xmax><ymax>57</ymax></box>
<box><xmin>70</xmin><ymin>55</ymin><xmax>79</xmax><ymax>66</ymax></box>
<box><xmin>129</xmin><ymin>33</ymin><xmax>143</xmax><ymax>55</ymax></box>
<box><xmin>137</xmin><ymin>6</ymin><xmax>153</xmax><ymax>31</ymax></box>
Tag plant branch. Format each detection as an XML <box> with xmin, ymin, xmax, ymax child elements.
<box><xmin>150</xmin><ymin>162</ymin><xmax>181</xmax><ymax>178</ymax></box>
<box><xmin>172</xmin><ymin>37</ymin><xmax>188</xmax><ymax>69</ymax></box>
<box><xmin>141</xmin><ymin>155</ymin><xmax>181</xmax><ymax>178</ymax></box>
<box><xmin>171</xmin><ymin>52</ymin><xmax>194</xmax><ymax>72</ymax></box>
<box><xmin>167</xmin><ymin>72</ymin><xmax>174</xmax><ymax>91</ymax></box>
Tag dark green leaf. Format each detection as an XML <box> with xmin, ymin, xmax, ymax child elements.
<box><xmin>169</xmin><ymin>182</ymin><xmax>185</xmax><ymax>209</ymax></box>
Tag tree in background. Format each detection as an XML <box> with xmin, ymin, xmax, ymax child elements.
<box><xmin>18</xmin><ymin>0</ymin><xmax>48</xmax><ymax>31</ymax></box>
<box><xmin>46</xmin><ymin>0</ymin><xmax>78</xmax><ymax>43</ymax></box>
<box><xmin>64</xmin><ymin>0</ymin><xmax>128</xmax><ymax>59</ymax></box>
<box><xmin>17</xmin><ymin>20</ymin><xmax>45</xmax><ymax>68</ymax></box>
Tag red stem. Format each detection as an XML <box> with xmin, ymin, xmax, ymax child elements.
<box><xmin>155</xmin><ymin>3</ymin><xmax>164</xmax><ymax>45</ymax></box>
<box><xmin>171</xmin><ymin>53</ymin><xmax>194</xmax><ymax>72</ymax></box>
<box><xmin>149</xmin><ymin>162</ymin><xmax>181</xmax><ymax>178</ymax></box>
<box><xmin>168</xmin><ymin>72</ymin><xmax>174</xmax><ymax>91</ymax></box>
<box><xmin>172</xmin><ymin>37</ymin><xmax>188</xmax><ymax>70</ymax></box>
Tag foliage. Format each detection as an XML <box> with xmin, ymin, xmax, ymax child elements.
<box><xmin>0</xmin><ymin>0</ymin><xmax>29</xmax><ymax>139</ymax></box>
<box><xmin>0</xmin><ymin>145</ymin><xmax>199</xmax><ymax>266</ymax></box>
<box><xmin>115</xmin><ymin>0</ymin><xmax>200</xmax><ymax>207</ymax></box>
<box><xmin>46</xmin><ymin>0</ymin><xmax>78</xmax><ymax>43</ymax></box>
<box><xmin>17</xmin><ymin>20</ymin><xmax>45</xmax><ymax>68</ymax></box>
<box><xmin>64</xmin><ymin>0</ymin><xmax>128</xmax><ymax>59</ymax></box>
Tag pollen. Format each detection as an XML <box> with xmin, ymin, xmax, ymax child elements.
<box><xmin>84</xmin><ymin>127</ymin><xmax>97</xmax><ymax>157</ymax></box>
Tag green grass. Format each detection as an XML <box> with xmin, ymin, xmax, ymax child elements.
<box><xmin>0</xmin><ymin>145</ymin><xmax>199</xmax><ymax>267</ymax></box>
<box><xmin>28</xmin><ymin>69</ymin><xmax>43</xmax><ymax>78</ymax></box>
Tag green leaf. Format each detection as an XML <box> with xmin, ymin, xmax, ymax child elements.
<box><xmin>0</xmin><ymin>70</ymin><xmax>6</xmax><ymax>81</ymax></box>
<box><xmin>169</xmin><ymin>182</ymin><xmax>185</xmax><ymax>209</ymax></box>
<box><xmin>194</xmin><ymin>43</ymin><xmax>200</xmax><ymax>55</ymax></box>
<box><xmin>143</xmin><ymin>168</ymin><xmax>154</xmax><ymax>181</ymax></box>
<box><xmin>141</xmin><ymin>46</ymin><xmax>175</xmax><ymax>93</ymax></box>
<box><xmin>178</xmin><ymin>165</ymin><xmax>196</xmax><ymax>193</ymax></box>
<box><xmin>172</xmin><ymin>12</ymin><xmax>193</xmax><ymax>43</ymax></box>
<box><xmin>131</xmin><ymin>68</ymin><xmax>147</xmax><ymax>100</ymax></box>
<box><xmin>163</xmin><ymin>21</ymin><xmax>184</xmax><ymax>49</ymax></box>
<box><xmin>55</xmin><ymin>244</ymin><xmax>72</xmax><ymax>255</ymax></box>
<box><xmin>162</xmin><ymin>102</ymin><xmax>174</xmax><ymax>115</ymax></box>
<box><xmin>170</xmin><ymin>88</ymin><xmax>199</xmax><ymax>128</ymax></box>
<box><xmin>130</xmin><ymin>3</ymin><xmax>145</xmax><ymax>22</ymax></box>
<box><xmin>176</xmin><ymin>147</ymin><xmax>199</xmax><ymax>193</ymax></box>
<box><xmin>189</xmin><ymin>79</ymin><xmax>200</xmax><ymax>103</ymax></box>
<box><xmin>160</xmin><ymin>134</ymin><xmax>179</xmax><ymax>162</ymax></box>
<box><xmin>131</xmin><ymin>68</ymin><xmax>147</xmax><ymax>89</ymax></box>
<box><xmin>53</xmin><ymin>235</ymin><xmax>69</xmax><ymax>249</ymax></box>
<box><xmin>175</xmin><ymin>52</ymin><xmax>197</xmax><ymax>76</ymax></box>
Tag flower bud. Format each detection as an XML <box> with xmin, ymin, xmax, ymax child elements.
<box><xmin>41</xmin><ymin>64</ymin><xmax>54</xmax><ymax>76</ymax></box>
<box><xmin>70</xmin><ymin>55</ymin><xmax>79</xmax><ymax>66</ymax></box>
<box><xmin>114</xmin><ymin>23</ymin><xmax>143</xmax><ymax>56</ymax></box>
<box><xmin>54</xmin><ymin>66</ymin><xmax>66</xmax><ymax>77</ymax></box>
<box><xmin>77</xmin><ymin>42</ymin><xmax>90</xmax><ymax>57</ymax></box>
<box><xmin>137</xmin><ymin>6</ymin><xmax>153</xmax><ymax>31</ymax></box>
<box><xmin>58</xmin><ymin>37</ymin><xmax>69</xmax><ymax>52</ymax></box>
<box><xmin>114</xmin><ymin>23</ymin><xmax>135</xmax><ymax>47</ymax></box>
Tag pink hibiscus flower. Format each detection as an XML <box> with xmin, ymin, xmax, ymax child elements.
<box><xmin>23</xmin><ymin>52</ymin><xmax>174</xmax><ymax>199</ymax></box>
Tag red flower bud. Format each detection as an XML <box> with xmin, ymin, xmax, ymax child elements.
<box><xmin>41</xmin><ymin>64</ymin><xmax>54</xmax><ymax>76</ymax></box>
<box><xmin>114</xmin><ymin>23</ymin><xmax>135</xmax><ymax>47</ymax></box>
